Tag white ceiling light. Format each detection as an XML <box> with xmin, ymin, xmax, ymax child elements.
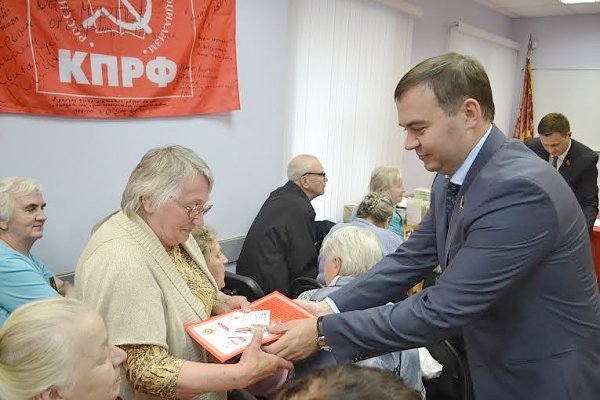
<box><xmin>560</xmin><ymin>0</ymin><xmax>600</xmax><ymax>4</ymax></box>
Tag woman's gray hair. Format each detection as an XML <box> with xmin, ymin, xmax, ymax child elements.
<box><xmin>121</xmin><ymin>145</ymin><xmax>214</xmax><ymax>217</ymax></box>
<box><xmin>321</xmin><ymin>226</ymin><xmax>383</xmax><ymax>277</ymax></box>
<box><xmin>356</xmin><ymin>192</ymin><xmax>394</xmax><ymax>224</ymax></box>
<box><xmin>0</xmin><ymin>298</ymin><xmax>90</xmax><ymax>400</ymax></box>
<box><xmin>0</xmin><ymin>177</ymin><xmax>42</xmax><ymax>223</ymax></box>
<box><xmin>369</xmin><ymin>166</ymin><xmax>402</xmax><ymax>193</ymax></box>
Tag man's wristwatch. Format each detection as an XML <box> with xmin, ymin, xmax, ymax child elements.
<box><xmin>315</xmin><ymin>316</ymin><xmax>330</xmax><ymax>351</ymax></box>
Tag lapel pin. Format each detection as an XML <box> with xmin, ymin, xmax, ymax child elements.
<box><xmin>459</xmin><ymin>196</ymin><xmax>464</xmax><ymax>210</ymax></box>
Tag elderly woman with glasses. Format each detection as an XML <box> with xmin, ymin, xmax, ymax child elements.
<box><xmin>0</xmin><ymin>177</ymin><xmax>74</xmax><ymax>327</ymax></box>
<box><xmin>76</xmin><ymin>145</ymin><xmax>292</xmax><ymax>400</ymax></box>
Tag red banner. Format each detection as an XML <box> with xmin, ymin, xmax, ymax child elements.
<box><xmin>0</xmin><ymin>0</ymin><xmax>239</xmax><ymax>118</ymax></box>
<box><xmin>513</xmin><ymin>53</ymin><xmax>534</xmax><ymax>142</ymax></box>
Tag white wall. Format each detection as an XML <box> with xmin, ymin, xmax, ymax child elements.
<box><xmin>0</xmin><ymin>0</ymin><xmax>290</xmax><ymax>273</ymax></box>
<box><xmin>512</xmin><ymin>13</ymin><xmax>600</xmax><ymax>200</ymax></box>
<box><xmin>511</xmin><ymin>14</ymin><xmax>600</xmax><ymax>134</ymax></box>
<box><xmin>0</xmin><ymin>0</ymin><xmax>522</xmax><ymax>273</ymax></box>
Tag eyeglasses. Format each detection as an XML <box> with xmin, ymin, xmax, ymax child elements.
<box><xmin>302</xmin><ymin>172</ymin><xmax>327</xmax><ymax>179</ymax></box>
<box><xmin>173</xmin><ymin>200</ymin><xmax>213</xmax><ymax>218</ymax></box>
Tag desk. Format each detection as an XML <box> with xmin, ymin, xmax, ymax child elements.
<box><xmin>591</xmin><ymin>222</ymin><xmax>600</xmax><ymax>286</ymax></box>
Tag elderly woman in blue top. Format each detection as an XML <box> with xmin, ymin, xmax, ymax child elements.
<box><xmin>0</xmin><ymin>177</ymin><xmax>73</xmax><ymax>326</ymax></box>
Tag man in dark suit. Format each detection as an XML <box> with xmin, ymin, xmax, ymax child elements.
<box><xmin>266</xmin><ymin>53</ymin><xmax>600</xmax><ymax>400</ymax></box>
<box><xmin>526</xmin><ymin>112</ymin><xmax>598</xmax><ymax>232</ymax></box>
<box><xmin>236</xmin><ymin>154</ymin><xmax>332</xmax><ymax>296</ymax></box>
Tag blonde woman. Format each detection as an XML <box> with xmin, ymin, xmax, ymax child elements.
<box><xmin>0</xmin><ymin>297</ymin><xmax>126</xmax><ymax>400</ymax></box>
<box><xmin>369</xmin><ymin>166</ymin><xmax>405</xmax><ymax>238</ymax></box>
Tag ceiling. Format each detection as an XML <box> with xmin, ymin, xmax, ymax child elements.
<box><xmin>474</xmin><ymin>0</ymin><xmax>600</xmax><ymax>17</ymax></box>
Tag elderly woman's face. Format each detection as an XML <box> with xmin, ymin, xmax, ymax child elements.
<box><xmin>0</xmin><ymin>190</ymin><xmax>47</xmax><ymax>245</ymax></box>
<box><xmin>60</xmin><ymin>311</ymin><xmax>126</xmax><ymax>400</ymax></box>
<box><xmin>383</xmin><ymin>180</ymin><xmax>404</xmax><ymax>204</ymax></box>
<box><xmin>143</xmin><ymin>175</ymin><xmax>210</xmax><ymax>249</ymax></box>
<box><xmin>323</xmin><ymin>256</ymin><xmax>341</xmax><ymax>286</ymax></box>
<box><xmin>205</xmin><ymin>241</ymin><xmax>228</xmax><ymax>290</ymax></box>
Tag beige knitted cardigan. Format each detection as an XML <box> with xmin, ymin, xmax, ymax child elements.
<box><xmin>75</xmin><ymin>211</ymin><xmax>226</xmax><ymax>400</ymax></box>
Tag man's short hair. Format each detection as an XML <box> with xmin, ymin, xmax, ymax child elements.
<box><xmin>287</xmin><ymin>154</ymin><xmax>320</xmax><ymax>181</ymax></box>
<box><xmin>537</xmin><ymin>113</ymin><xmax>570</xmax><ymax>137</ymax></box>
<box><xmin>394</xmin><ymin>52</ymin><xmax>495</xmax><ymax>122</ymax></box>
<box><xmin>274</xmin><ymin>364</ymin><xmax>421</xmax><ymax>400</ymax></box>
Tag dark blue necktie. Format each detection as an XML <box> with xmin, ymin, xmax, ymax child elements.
<box><xmin>446</xmin><ymin>180</ymin><xmax>462</xmax><ymax>227</ymax></box>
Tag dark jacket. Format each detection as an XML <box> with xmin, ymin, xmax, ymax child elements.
<box><xmin>526</xmin><ymin>137</ymin><xmax>599</xmax><ymax>232</ymax></box>
<box><xmin>237</xmin><ymin>181</ymin><xmax>321</xmax><ymax>296</ymax></box>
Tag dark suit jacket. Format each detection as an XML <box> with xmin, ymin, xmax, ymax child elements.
<box><xmin>324</xmin><ymin>126</ymin><xmax>600</xmax><ymax>399</ymax></box>
<box><xmin>525</xmin><ymin>137</ymin><xmax>598</xmax><ymax>231</ymax></box>
<box><xmin>237</xmin><ymin>181</ymin><xmax>319</xmax><ymax>296</ymax></box>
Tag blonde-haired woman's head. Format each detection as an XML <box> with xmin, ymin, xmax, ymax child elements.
<box><xmin>356</xmin><ymin>192</ymin><xmax>394</xmax><ymax>228</ymax></box>
<box><xmin>369</xmin><ymin>166</ymin><xmax>404</xmax><ymax>204</ymax></box>
<box><xmin>0</xmin><ymin>298</ymin><xmax>126</xmax><ymax>400</ymax></box>
<box><xmin>321</xmin><ymin>226</ymin><xmax>382</xmax><ymax>285</ymax></box>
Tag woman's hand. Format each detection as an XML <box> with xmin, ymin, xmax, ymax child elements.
<box><xmin>213</xmin><ymin>292</ymin><xmax>251</xmax><ymax>315</ymax></box>
<box><xmin>237</xmin><ymin>330</ymin><xmax>293</xmax><ymax>386</ymax></box>
<box><xmin>54</xmin><ymin>277</ymin><xmax>76</xmax><ymax>298</ymax></box>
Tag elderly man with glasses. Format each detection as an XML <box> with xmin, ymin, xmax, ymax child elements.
<box><xmin>237</xmin><ymin>154</ymin><xmax>333</xmax><ymax>296</ymax></box>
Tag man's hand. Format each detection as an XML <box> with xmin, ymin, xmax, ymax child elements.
<box><xmin>213</xmin><ymin>292</ymin><xmax>251</xmax><ymax>315</ymax></box>
<box><xmin>263</xmin><ymin>317</ymin><xmax>320</xmax><ymax>361</ymax></box>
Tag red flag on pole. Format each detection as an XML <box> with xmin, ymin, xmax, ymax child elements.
<box><xmin>513</xmin><ymin>36</ymin><xmax>534</xmax><ymax>142</ymax></box>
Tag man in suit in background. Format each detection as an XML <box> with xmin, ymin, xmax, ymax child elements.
<box><xmin>265</xmin><ymin>53</ymin><xmax>600</xmax><ymax>400</ymax></box>
<box><xmin>526</xmin><ymin>112</ymin><xmax>599</xmax><ymax>232</ymax></box>
<box><xmin>237</xmin><ymin>154</ymin><xmax>332</xmax><ymax>296</ymax></box>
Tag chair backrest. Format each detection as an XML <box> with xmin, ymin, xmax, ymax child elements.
<box><xmin>424</xmin><ymin>340</ymin><xmax>473</xmax><ymax>400</ymax></box>
<box><xmin>227</xmin><ymin>389</ymin><xmax>260</xmax><ymax>400</ymax></box>
<box><xmin>290</xmin><ymin>277</ymin><xmax>323</xmax><ymax>299</ymax></box>
<box><xmin>223</xmin><ymin>271</ymin><xmax>265</xmax><ymax>301</ymax></box>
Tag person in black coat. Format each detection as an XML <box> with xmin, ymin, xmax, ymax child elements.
<box><xmin>526</xmin><ymin>112</ymin><xmax>599</xmax><ymax>232</ymax></box>
<box><xmin>237</xmin><ymin>154</ymin><xmax>333</xmax><ymax>296</ymax></box>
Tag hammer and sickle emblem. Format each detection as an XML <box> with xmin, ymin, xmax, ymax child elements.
<box><xmin>83</xmin><ymin>0</ymin><xmax>153</xmax><ymax>34</ymax></box>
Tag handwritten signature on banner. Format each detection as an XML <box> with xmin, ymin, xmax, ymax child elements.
<box><xmin>0</xmin><ymin>0</ymin><xmax>239</xmax><ymax>118</ymax></box>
